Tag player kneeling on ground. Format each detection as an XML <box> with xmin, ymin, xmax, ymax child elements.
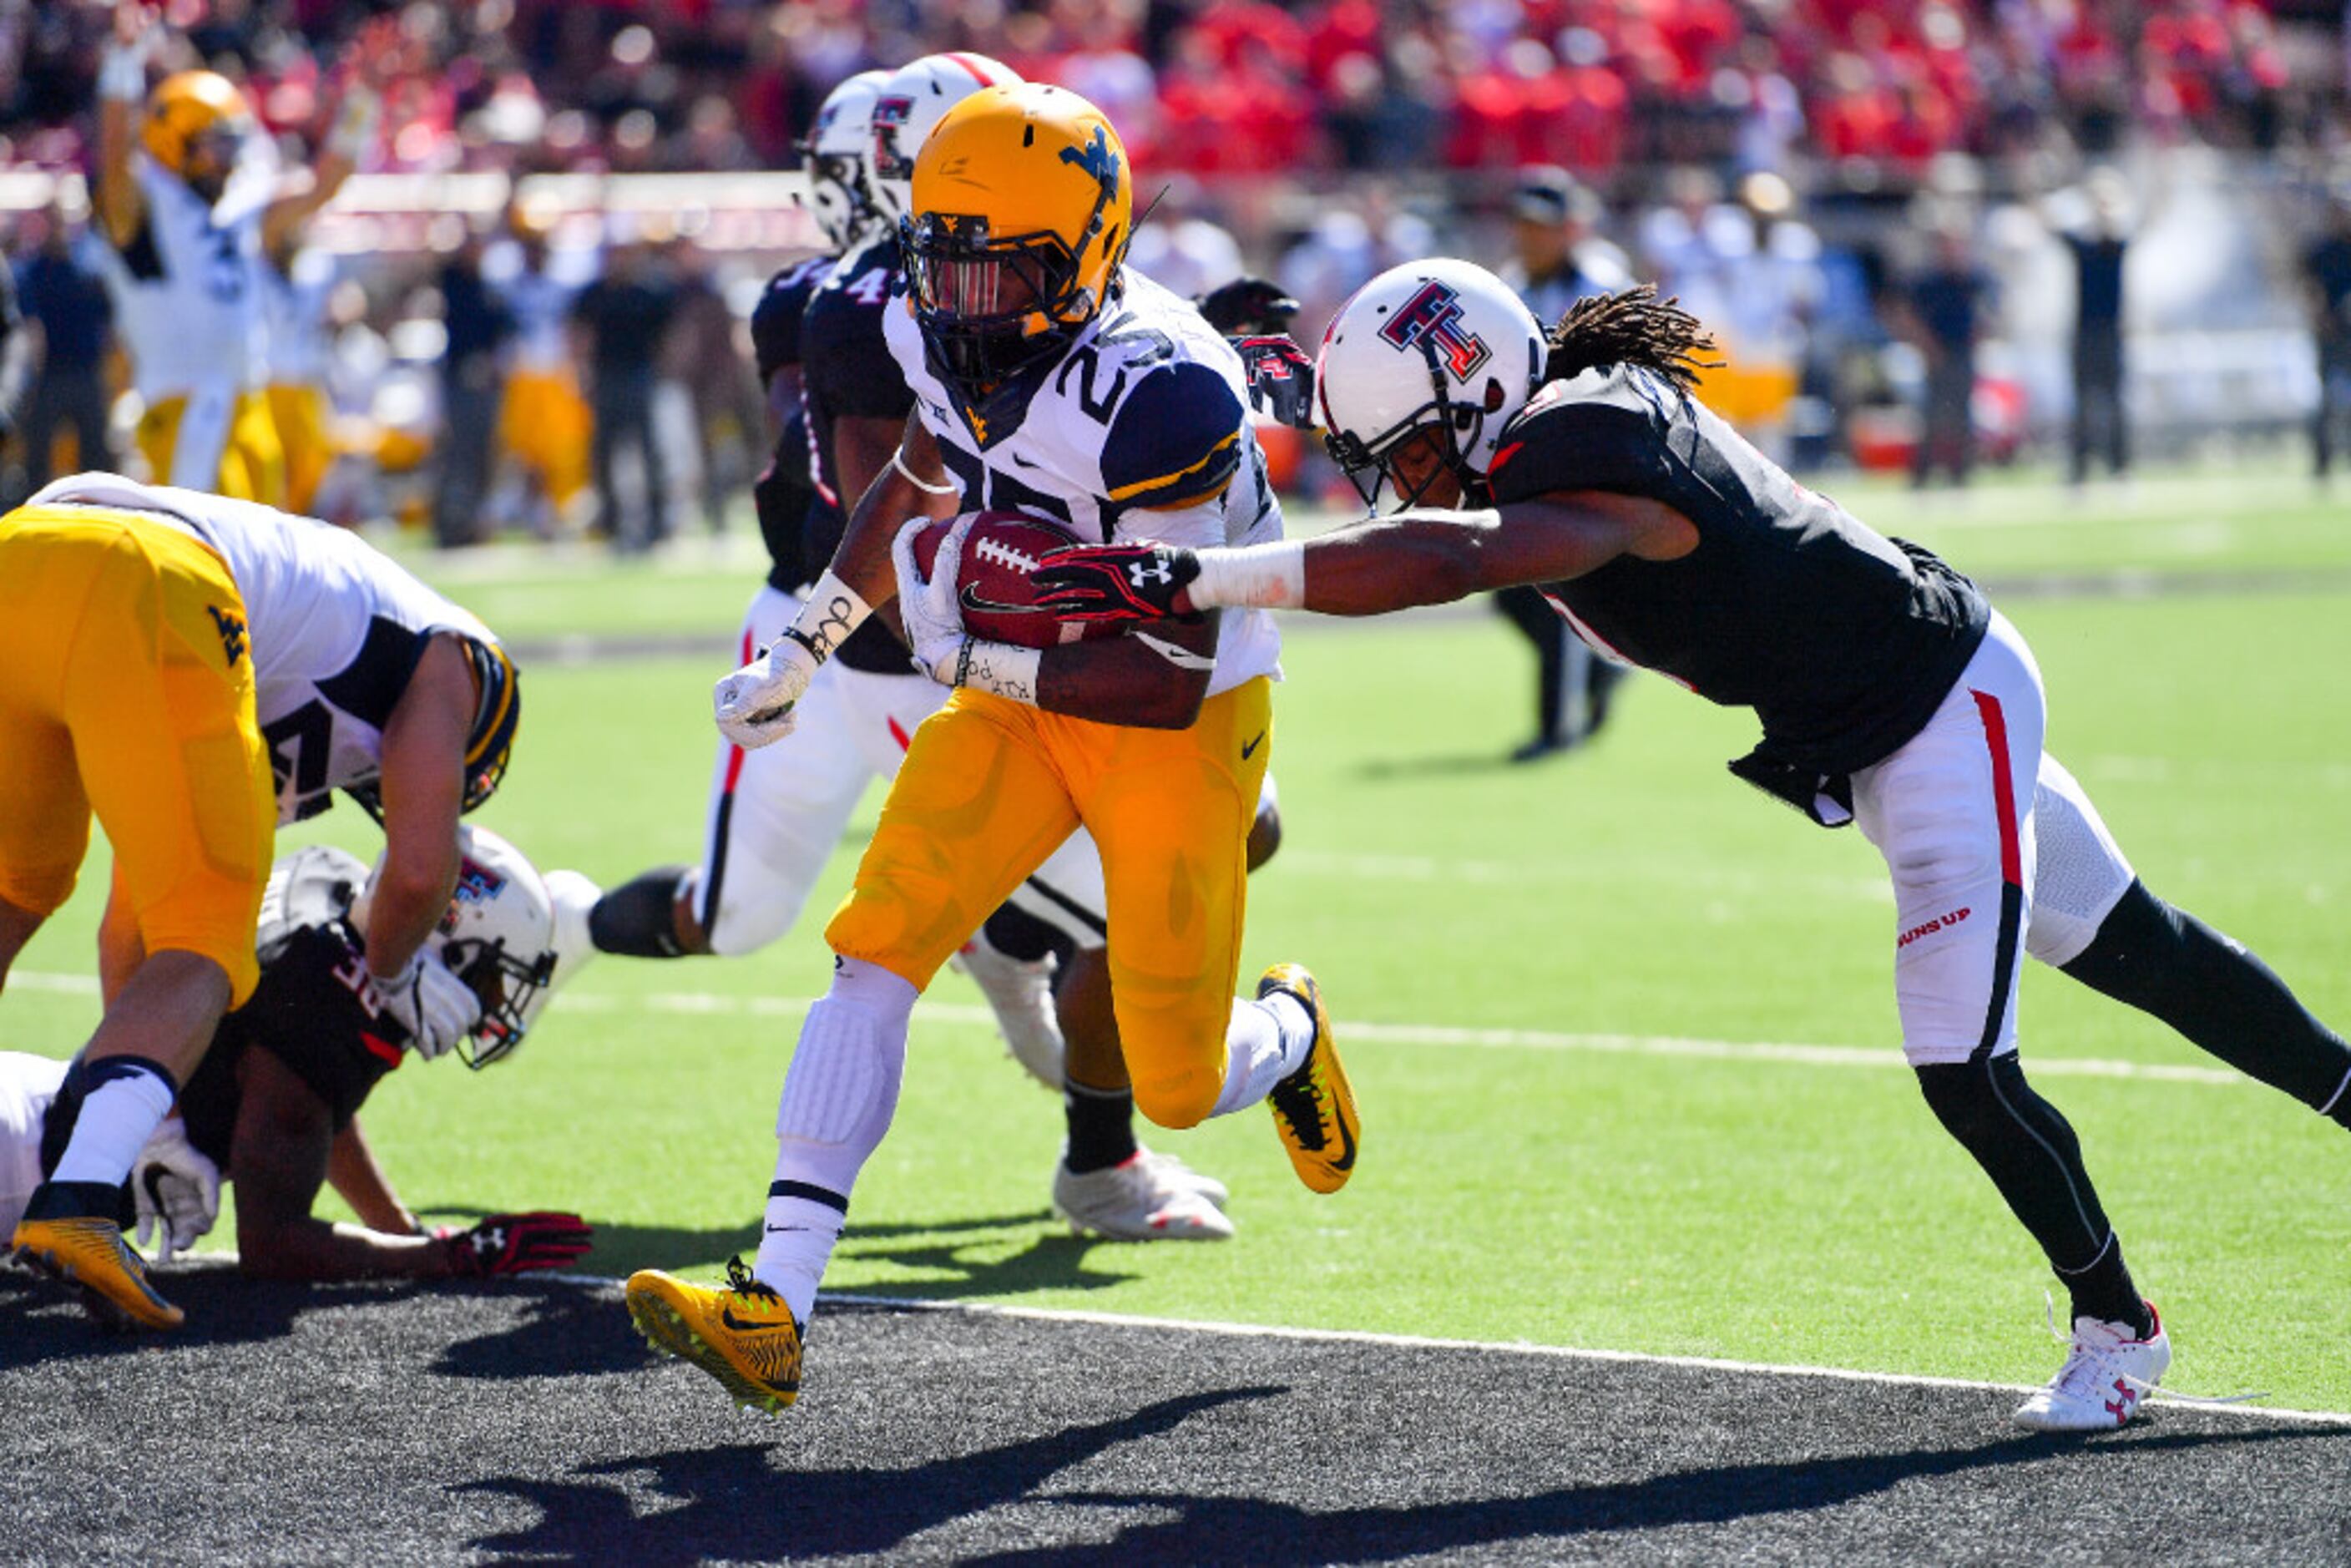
<box><xmin>1035</xmin><ymin>263</ymin><xmax>2351</xmax><ymax>1434</ymax></box>
<box><xmin>12</xmin><ymin>829</ymin><xmax>589</xmax><ymax>1287</ymax></box>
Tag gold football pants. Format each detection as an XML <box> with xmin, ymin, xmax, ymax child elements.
<box><xmin>827</xmin><ymin>676</ymin><xmax>1273</xmax><ymax>1128</ymax></box>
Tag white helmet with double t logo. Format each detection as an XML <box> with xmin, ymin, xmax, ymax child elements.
<box><xmin>1314</xmin><ymin>259</ymin><xmax>1546</xmax><ymax>510</ymax></box>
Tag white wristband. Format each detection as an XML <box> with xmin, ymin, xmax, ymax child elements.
<box><xmin>99</xmin><ymin>43</ymin><xmax>149</xmax><ymax>104</ymax></box>
<box><xmin>1190</xmin><ymin>539</ymin><xmax>1307</xmax><ymax>610</ymax></box>
<box><xmin>325</xmin><ymin>89</ymin><xmax>380</xmax><ymax>163</ymax></box>
<box><xmin>953</xmin><ymin>640</ymin><xmax>1042</xmax><ymax>705</ymax></box>
<box><xmin>786</xmin><ymin>569</ymin><xmax>871</xmax><ymax>661</ymax></box>
<box><xmin>890</xmin><ymin>450</ymin><xmax>959</xmax><ymax>497</ymax></box>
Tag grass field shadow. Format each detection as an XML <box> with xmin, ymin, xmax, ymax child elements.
<box><xmin>831</xmin><ymin>1216</ymin><xmax>1147</xmax><ymax>1302</ymax></box>
<box><xmin>458</xmin><ymin>1385</ymin><xmax>1282</xmax><ymax>1564</ymax></box>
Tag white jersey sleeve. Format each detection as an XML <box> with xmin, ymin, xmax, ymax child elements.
<box><xmin>886</xmin><ymin>269</ymin><xmax>1282</xmax><ymax>696</ymax></box>
<box><xmin>28</xmin><ymin>474</ymin><xmax>506</xmax><ymax>824</ymax></box>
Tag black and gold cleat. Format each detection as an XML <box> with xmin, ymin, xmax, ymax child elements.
<box><xmin>1259</xmin><ymin>963</ymin><xmax>1360</xmax><ymax>1194</ymax></box>
<box><xmin>11</xmin><ymin>1181</ymin><xmax>185</xmax><ymax>1331</ymax></box>
<box><xmin>626</xmin><ymin>1257</ymin><xmax>802</xmax><ymax>1413</ymax></box>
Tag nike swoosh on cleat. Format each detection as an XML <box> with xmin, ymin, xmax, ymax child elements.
<box><xmin>1329</xmin><ymin>1104</ymin><xmax>1357</xmax><ymax>1172</ymax></box>
<box><xmin>720</xmin><ymin>1307</ymin><xmax>797</xmax><ymax>1335</ymax></box>
<box><xmin>1241</xmin><ymin>731</ymin><xmax>1267</xmax><ymax>761</ymax></box>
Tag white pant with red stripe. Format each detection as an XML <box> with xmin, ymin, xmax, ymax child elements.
<box><xmin>689</xmin><ymin>585</ymin><xmax>1115</xmax><ymax>959</ymax></box>
<box><xmin>1852</xmin><ymin>610</ymin><xmax>2136</xmax><ymax>1065</ymax></box>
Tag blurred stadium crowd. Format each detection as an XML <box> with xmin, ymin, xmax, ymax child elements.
<box><xmin>0</xmin><ymin>0</ymin><xmax>2348</xmax><ymax>542</ymax></box>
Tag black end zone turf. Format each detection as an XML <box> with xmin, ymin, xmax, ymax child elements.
<box><xmin>4</xmin><ymin>1262</ymin><xmax>2348</xmax><ymax>1565</ymax></box>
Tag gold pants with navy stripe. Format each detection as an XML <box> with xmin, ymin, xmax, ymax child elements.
<box><xmin>827</xmin><ymin>676</ymin><xmax>1272</xmax><ymax>1128</ymax></box>
<box><xmin>0</xmin><ymin>505</ymin><xmax>275</xmax><ymax>1005</ymax></box>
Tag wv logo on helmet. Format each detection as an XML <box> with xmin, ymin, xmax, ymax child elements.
<box><xmin>1378</xmin><ymin>281</ymin><xmax>1492</xmax><ymax>382</ymax></box>
<box><xmin>1058</xmin><ymin>125</ymin><xmax>1121</xmax><ymax>186</ymax></box>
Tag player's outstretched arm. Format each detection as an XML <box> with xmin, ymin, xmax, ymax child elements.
<box><xmin>327</xmin><ymin>1115</ymin><xmax>418</xmax><ymax>1237</ymax></box>
<box><xmin>93</xmin><ymin>3</ymin><xmax>154</xmax><ymax>248</ymax></box>
<box><xmin>229</xmin><ymin>1049</ymin><xmax>445</xmax><ymax>1280</ymax></box>
<box><xmin>1037</xmin><ymin>492</ymin><xmax>1693</xmax><ymax>620</ymax></box>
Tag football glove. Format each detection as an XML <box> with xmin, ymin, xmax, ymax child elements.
<box><xmin>1196</xmin><ymin>276</ymin><xmax>1301</xmax><ymax>337</ymax></box>
<box><xmin>130</xmin><ymin>1118</ymin><xmax>221</xmax><ymax>1264</ymax></box>
<box><xmin>714</xmin><ymin>633</ymin><xmax>822</xmax><ymax>749</ymax></box>
<box><xmin>368</xmin><ymin>948</ymin><xmax>481</xmax><ymax>1061</ymax></box>
<box><xmin>1033</xmin><ymin>543</ymin><xmax>1201</xmax><ymax>624</ymax></box>
<box><xmin>891</xmin><ymin>513</ymin><xmax>977</xmax><ymax>683</ymax></box>
<box><xmin>438</xmin><ymin>1211</ymin><xmax>594</xmax><ymax>1277</ymax></box>
<box><xmin>1234</xmin><ymin>335</ymin><xmax>1317</xmax><ymax>429</ymax></box>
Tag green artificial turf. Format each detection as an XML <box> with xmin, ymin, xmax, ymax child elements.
<box><xmin>9</xmin><ymin>466</ymin><xmax>2349</xmax><ymax>1409</ymax></box>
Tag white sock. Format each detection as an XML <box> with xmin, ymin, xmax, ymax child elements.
<box><xmin>1209</xmin><ymin>992</ymin><xmax>1316</xmax><ymax>1118</ymax></box>
<box><xmin>751</xmin><ymin>956</ymin><xmax>916</xmax><ymax>1320</ymax></box>
<box><xmin>51</xmin><ymin>1059</ymin><xmax>177</xmax><ymax>1186</ymax></box>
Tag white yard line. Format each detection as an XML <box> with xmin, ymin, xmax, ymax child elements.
<box><xmin>10</xmin><ymin>970</ymin><xmax>2246</xmax><ymax>1087</ymax></box>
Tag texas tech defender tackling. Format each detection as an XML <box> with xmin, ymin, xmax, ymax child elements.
<box><xmin>1036</xmin><ymin>261</ymin><xmax>2351</xmax><ymax>1434</ymax></box>
<box><xmin>18</xmin><ymin>832</ymin><xmax>589</xmax><ymax>1284</ymax></box>
<box><xmin>627</xmin><ymin>83</ymin><xmax>1356</xmax><ymax>1413</ymax></box>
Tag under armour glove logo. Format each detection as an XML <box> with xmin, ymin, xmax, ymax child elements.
<box><xmin>439</xmin><ymin>1211</ymin><xmax>594</xmax><ymax>1277</ymax></box>
<box><xmin>1032</xmin><ymin>544</ymin><xmax>1201</xmax><ymax>624</ymax></box>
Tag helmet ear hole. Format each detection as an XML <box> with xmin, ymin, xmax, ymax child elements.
<box><xmin>1484</xmin><ymin>377</ymin><xmax>1508</xmax><ymax>413</ymax></box>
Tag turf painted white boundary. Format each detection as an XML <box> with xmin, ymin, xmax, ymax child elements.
<box><xmin>11</xmin><ymin>969</ymin><xmax>2250</xmax><ymax>1087</ymax></box>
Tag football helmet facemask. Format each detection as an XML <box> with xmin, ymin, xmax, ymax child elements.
<box><xmin>1316</xmin><ymin>259</ymin><xmax>1545</xmax><ymax>512</ymax></box>
<box><xmin>868</xmin><ymin>53</ymin><xmax>1022</xmax><ymax>230</ymax></box>
<box><xmin>902</xmin><ymin>83</ymin><xmax>1133</xmax><ymax>391</ymax></box>
<box><xmin>356</xmin><ymin>826</ymin><xmax>558</xmax><ymax>1069</ymax></box>
<box><xmin>799</xmin><ymin>68</ymin><xmax>889</xmax><ymax>250</ymax></box>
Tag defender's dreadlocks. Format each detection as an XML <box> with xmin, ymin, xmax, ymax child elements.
<box><xmin>1543</xmin><ymin>285</ymin><xmax>1719</xmax><ymax>394</ymax></box>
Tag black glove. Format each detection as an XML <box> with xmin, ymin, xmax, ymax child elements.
<box><xmin>439</xmin><ymin>1211</ymin><xmax>594</xmax><ymax>1277</ymax></box>
<box><xmin>1032</xmin><ymin>543</ymin><xmax>1201</xmax><ymax>624</ymax></box>
<box><xmin>1196</xmin><ymin>276</ymin><xmax>1300</xmax><ymax>336</ymax></box>
<box><xmin>1233</xmin><ymin>334</ymin><xmax>1317</xmax><ymax>429</ymax></box>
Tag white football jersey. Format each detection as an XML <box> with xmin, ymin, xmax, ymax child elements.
<box><xmin>89</xmin><ymin>154</ymin><xmax>268</xmax><ymax>403</ymax></box>
<box><xmin>885</xmin><ymin>267</ymin><xmax>1282</xmax><ymax>698</ymax></box>
<box><xmin>258</xmin><ymin>245</ymin><xmax>336</xmax><ymax>387</ymax></box>
<box><xmin>0</xmin><ymin>1051</ymin><xmax>68</xmax><ymax>1242</ymax></box>
<box><xmin>29</xmin><ymin>474</ymin><xmax>504</xmax><ymax>825</ymax></box>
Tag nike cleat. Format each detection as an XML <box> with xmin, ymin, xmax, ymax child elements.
<box><xmin>11</xmin><ymin>1181</ymin><xmax>185</xmax><ymax>1330</ymax></box>
<box><xmin>1053</xmin><ymin>1151</ymin><xmax>1235</xmax><ymax>1242</ymax></box>
<box><xmin>627</xmin><ymin>1257</ymin><xmax>803</xmax><ymax>1413</ymax></box>
<box><xmin>1259</xmin><ymin>964</ymin><xmax>1360</xmax><ymax>1194</ymax></box>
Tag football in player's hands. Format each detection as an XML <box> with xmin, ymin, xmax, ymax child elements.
<box><xmin>907</xmin><ymin>511</ymin><xmax>1125</xmax><ymax>650</ymax></box>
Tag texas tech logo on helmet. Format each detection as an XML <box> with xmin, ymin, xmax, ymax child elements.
<box><xmin>871</xmin><ymin>95</ymin><xmax>916</xmax><ymax>179</ymax></box>
<box><xmin>1378</xmin><ymin>281</ymin><xmax>1493</xmax><ymax>382</ymax></box>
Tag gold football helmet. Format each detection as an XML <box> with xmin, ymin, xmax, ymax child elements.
<box><xmin>142</xmin><ymin>71</ymin><xmax>254</xmax><ymax>180</ymax></box>
<box><xmin>902</xmin><ymin>83</ymin><xmax>1133</xmax><ymax>388</ymax></box>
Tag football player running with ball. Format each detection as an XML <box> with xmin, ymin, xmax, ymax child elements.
<box><xmin>627</xmin><ymin>84</ymin><xmax>1354</xmax><ymax>1413</ymax></box>
<box><xmin>1034</xmin><ymin>260</ymin><xmax>2351</xmax><ymax>1434</ymax></box>
<box><xmin>578</xmin><ymin>59</ymin><xmax>1241</xmax><ymax>1247</ymax></box>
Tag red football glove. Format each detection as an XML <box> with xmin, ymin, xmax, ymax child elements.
<box><xmin>438</xmin><ymin>1211</ymin><xmax>594</xmax><ymax>1277</ymax></box>
<box><xmin>1233</xmin><ymin>335</ymin><xmax>1317</xmax><ymax>429</ymax></box>
<box><xmin>1032</xmin><ymin>543</ymin><xmax>1201</xmax><ymax>624</ymax></box>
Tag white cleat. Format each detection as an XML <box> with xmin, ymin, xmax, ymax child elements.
<box><xmin>952</xmin><ymin>940</ymin><xmax>1063</xmax><ymax>1090</ymax></box>
<box><xmin>1053</xmin><ymin>1151</ymin><xmax>1235</xmax><ymax>1242</ymax></box>
<box><xmin>1135</xmin><ymin>1145</ymin><xmax>1228</xmax><ymax>1211</ymax></box>
<box><xmin>2013</xmin><ymin>1301</ymin><xmax>2172</xmax><ymax>1433</ymax></box>
<box><xmin>542</xmin><ymin>869</ymin><xmax>604</xmax><ymax>993</ymax></box>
